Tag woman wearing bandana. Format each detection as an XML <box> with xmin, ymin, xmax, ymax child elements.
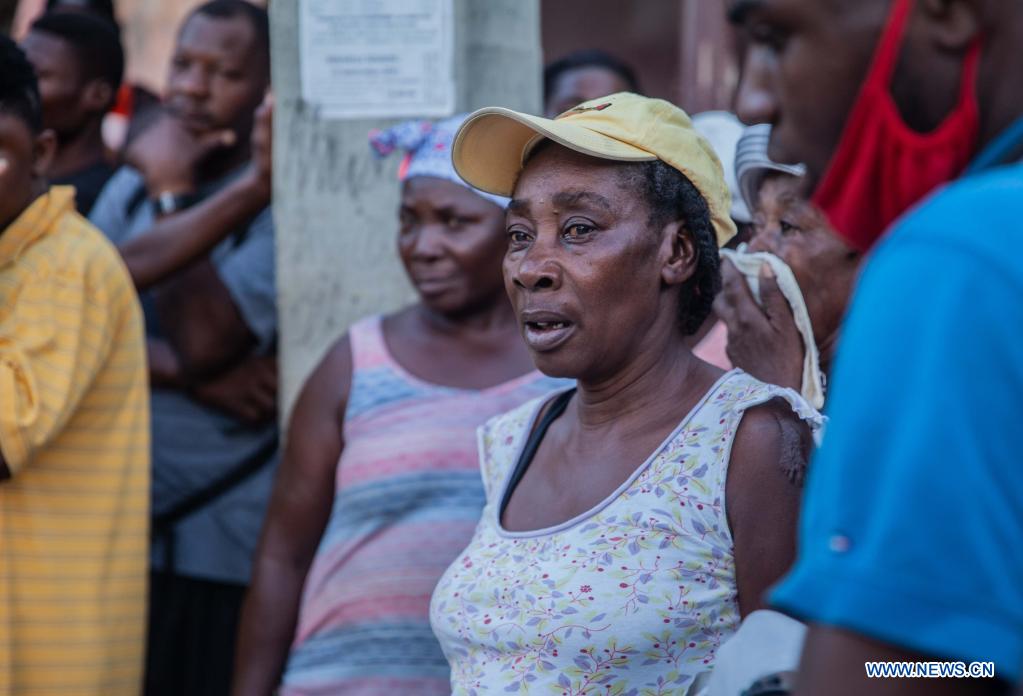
<box><xmin>231</xmin><ymin>115</ymin><xmax>565</xmax><ymax>696</ymax></box>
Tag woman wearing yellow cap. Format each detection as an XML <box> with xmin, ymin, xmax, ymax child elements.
<box><xmin>429</xmin><ymin>93</ymin><xmax>823</xmax><ymax>693</ymax></box>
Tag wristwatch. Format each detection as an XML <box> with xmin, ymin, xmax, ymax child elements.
<box><xmin>743</xmin><ymin>671</ymin><xmax>797</xmax><ymax>695</ymax></box>
<box><xmin>152</xmin><ymin>190</ymin><xmax>196</xmax><ymax>216</ymax></box>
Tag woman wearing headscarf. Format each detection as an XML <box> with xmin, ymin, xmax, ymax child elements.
<box><xmin>232</xmin><ymin>115</ymin><xmax>565</xmax><ymax>696</ymax></box>
<box><xmin>429</xmin><ymin>93</ymin><xmax>822</xmax><ymax>693</ymax></box>
<box><xmin>713</xmin><ymin>124</ymin><xmax>862</xmax><ymax>408</ymax></box>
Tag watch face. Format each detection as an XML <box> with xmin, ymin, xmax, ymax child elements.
<box><xmin>156</xmin><ymin>192</ymin><xmax>190</xmax><ymax>215</ymax></box>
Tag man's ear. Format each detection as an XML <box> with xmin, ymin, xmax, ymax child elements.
<box><xmin>919</xmin><ymin>0</ymin><xmax>983</xmax><ymax>51</ymax></box>
<box><xmin>32</xmin><ymin>129</ymin><xmax>57</xmax><ymax>178</ymax></box>
<box><xmin>660</xmin><ymin>220</ymin><xmax>699</xmax><ymax>288</ymax></box>
<box><xmin>81</xmin><ymin>79</ymin><xmax>115</xmax><ymax>115</ymax></box>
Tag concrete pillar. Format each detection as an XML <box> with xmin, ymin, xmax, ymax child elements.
<box><xmin>271</xmin><ymin>0</ymin><xmax>542</xmax><ymax>416</ymax></box>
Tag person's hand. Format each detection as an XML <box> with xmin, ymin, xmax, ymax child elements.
<box><xmin>713</xmin><ymin>259</ymin><xmax>805</xmax><ymax>391</ymax></box>
<box><xmin>125</xmin><ymin>109</ymin><xmax>236</xmax><ymax>196</ymax></box>
<box><xmin>191</xmin><ymin>354</ymin><xmax>278</xmax><ymax>425</ymax></box>
<box><xmin>239</xmin><ymin>93</ymin><xmax>273</xmax><ymax>204</ymax></box>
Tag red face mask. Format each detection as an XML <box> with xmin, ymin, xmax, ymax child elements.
<box><xmin>811</xmin><ymin>0</ymin><xmax>980</xmax><ymax>252</ymax></box>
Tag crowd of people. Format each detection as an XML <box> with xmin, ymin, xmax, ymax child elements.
<box><xmin>0</xmin><ymin>0</ymin><xmax>1020</xmax><ymax>695</ymax></box>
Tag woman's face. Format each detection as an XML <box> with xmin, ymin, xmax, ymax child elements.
<box><xmin>748</xmin><ymin>173</ymin><xmax>860</xmax><ymax>341</ymax></box>
<box><xmin>504</xmin><ymin>144</ymin><xmax>689</xmax><ymax>381</ymax></box>
<box><xmin>399</xmin><ymin>176</ymin><xmax>507</xmax><ymax>316</ymax></box>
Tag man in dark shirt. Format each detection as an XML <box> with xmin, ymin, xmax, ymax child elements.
<box><xmin>21</xmin><ymin>11</ymin><xmax>122</xmax><ymax>215</ymax></box>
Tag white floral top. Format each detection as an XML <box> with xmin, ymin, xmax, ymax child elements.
<box><xmin>430</xmin><ymin>370</ymin><xmax>822</xmax><ymax>695</ymax></box>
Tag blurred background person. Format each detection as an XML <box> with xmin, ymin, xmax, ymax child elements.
<box><xmin>543</xmin><ymin>48</ymin><xmax>639</xmax><ymax>117</ymax></box>
<box><xmin>233</xmin><ymin>115</ymin><xmax>564</xmax><ymax>696</ymax></box>
<box><xmin>87</xmin><ymin>1</ymin><xmax>276</xmax><ymax>694</ymax></box>
<box><xmin>711</xmin><ymin>124</ymin><xmax>861</xmax><ymax>407</ymax></box>
<box><xmin>21</xmin><ymin>10</ymin><xmax>123</xmax><ymax>213</ymax></box>
<box><xmin>32</xmin><ymin>0</ymin><xmax>160</xmax><ymax>154</ymax></box>
<box><xmin>0</xmin><ymin>34</ymin><xmax>149</xmax><ymax>696</ymax></box>
<box><xmin>730</xmin><ymin>0</ymin><xmax>1023</xmax><ymax>692</ymax></box>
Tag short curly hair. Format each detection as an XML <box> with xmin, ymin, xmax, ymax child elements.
<box><xmin>0</xmin><ymin>35</ymin><xmax>42</xmax><ymax>133</ymax></box>
<box><xmin>191</xmin><ymin>0</ymin><xmax>270</xmax><ymax>75</ymax></box>
<box><xmin>31</xmin><ymin>12</ymin><xmax>125</xmax><ymax>105</ymax></box>
<box><xmin>544</xmin><ymin>50</ymin><xmax>640</xmax><ymax>104</ymax></box>
<box><xmin>619</xmin><ymin>159</ymin><xmax>721</xmax><ymax>335</ymax></box>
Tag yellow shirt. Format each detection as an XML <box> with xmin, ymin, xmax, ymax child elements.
<box><xmin>0</xmin><ymin>187</ymin><xmax>150</xmax><ymax>695</ymax></box>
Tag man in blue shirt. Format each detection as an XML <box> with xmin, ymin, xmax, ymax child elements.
<box><xmin>726</xmin><ymin>0</ymin><xmax>1023</xmax><ymax>693</ymax></box>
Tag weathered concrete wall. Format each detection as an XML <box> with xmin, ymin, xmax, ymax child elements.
<box><xmin>271</xmin><ymin>0</ymin><xmax>542</xmax><ymax>418</ymax></box>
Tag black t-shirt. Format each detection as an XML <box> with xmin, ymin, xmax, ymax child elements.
<box><xmin>53</xmin><ymin>161</ymin><xmax>116</xmax><ymax>216</ymax></box>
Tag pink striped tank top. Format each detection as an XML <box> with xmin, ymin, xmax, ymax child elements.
<box><xmin>281</xmin><ymin>315</ymin><xmax>566</xmax><ymax>695</ymax></box>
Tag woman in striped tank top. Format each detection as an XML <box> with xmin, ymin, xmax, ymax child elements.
<box><xmin>232</xmin><ymin>115</ymin><xmax>565</xmax><ymax>695</ymax></box>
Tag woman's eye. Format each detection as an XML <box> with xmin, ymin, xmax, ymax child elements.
<box><xmin>563</xmin><ymin>223</ymin><xmax>594</xmax><ymax>240</ymax></box>
<box><xmin>447</xmin><ymin>216</ymin><xmax>474</xmax><ymax>230</ymax></box>
<box><xmin>508</xmin><ymin>229</ymin><xmax>531</xmax><ymax>245</ymax></box>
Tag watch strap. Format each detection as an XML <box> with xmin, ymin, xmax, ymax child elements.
<box><xmin>152</xmin><ymin>190</ymin><xmax>197</xmax><ymax>215</ymax></box>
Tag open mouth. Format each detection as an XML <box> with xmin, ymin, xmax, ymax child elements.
<box><xmin>525</xmin><ymin>320</ymin><xmax>571</xmax><ymax>331</ymax></box>
<box><xmin>522</xmin><ymin>316</ymin><xmax>575</xmax><ymax>351</ymax></box>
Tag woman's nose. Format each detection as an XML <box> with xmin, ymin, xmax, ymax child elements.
<box><xmin>510</xmin><ymin>249</ymin><xmax>561</xmax><ymax>291</ymax></box>
<box><xmin>408</xmin><ymin>224</ymin><xmax>447</xmax><ymax>261</ymax></box>
<box><xmin>747</xmin><ymin>225</ymin><xmax>778</xmax><ymax>254</ymax></box>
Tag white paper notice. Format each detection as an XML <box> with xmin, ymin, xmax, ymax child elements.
<box><xmin>300</xmin><ymin>0</ymin><xmax>455</xmax><ymax>120</ymax></box>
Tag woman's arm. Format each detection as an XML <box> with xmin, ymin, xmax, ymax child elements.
<box><xmin>232</xmin><ymin>336</ymin><xmax>353</xmax><ymax>696</ymax></box>
<box><xmin>726</xmin><ymin>399</ymin><xmax>812</xmax><ymax>617</ymax></box>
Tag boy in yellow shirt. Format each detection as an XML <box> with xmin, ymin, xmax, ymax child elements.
<box><xmin>0</xmin><ymin>35</ymin><xmax>149</xmax><ymax>695</ymax></box>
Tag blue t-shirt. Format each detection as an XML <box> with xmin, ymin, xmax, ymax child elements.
<box><xmin>770</xmin><ymin>161</ymin><xmax>1023</xmax><ymax>683</ymax></box>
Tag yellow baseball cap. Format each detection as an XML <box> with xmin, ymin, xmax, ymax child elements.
<box><xmin>452</xmin><ymin>92</ymin><xmax>737</xmax><ymax>247</ymax></box>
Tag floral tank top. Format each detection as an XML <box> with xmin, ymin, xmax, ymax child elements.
<box><xmin>430</xmin><ymin>370</ymin><xmax>822</xmax><ymax>695</ymax></box>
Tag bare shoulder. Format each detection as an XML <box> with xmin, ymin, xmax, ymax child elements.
<box><xmin>725</xmin><ymin>397</ymin><xmax>810</xmax><ymax>614</ymax></box>
<box><xmin>291</xmin><ymin>333</ymin><xmax>354</xmax><ymax>430</ymax></box>
<box><xmin>313</xmin><ymin>333</ymin><xmax>354</xmax><ymax>382</ymax></box>
<box><xmin>731</xmin><ymin>398</ymin><xmax>812</xmax><ymax>486</ymax></box>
